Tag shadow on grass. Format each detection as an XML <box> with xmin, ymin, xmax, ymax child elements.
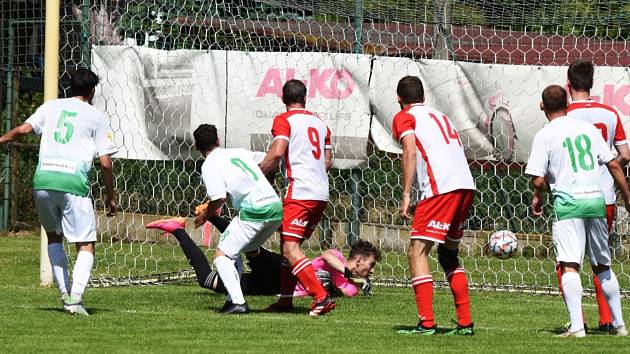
<box><xmin>538</xmin><ymin>326</ymin><xmax>610</xmax><ymax>336</ymax></box>
<box><xmin>393</xmin><ymin>324</ymin><xmax>453</xmax><ymax>334</ymax></box>
<box><xmin>39</xmin><ymin>307</ymin><xmax>113</xmax><ymax>315</ymax></box>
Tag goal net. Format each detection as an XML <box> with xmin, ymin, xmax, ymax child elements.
<box><xmin>2</xmin><ymin>0</ymin><xmax>630</xmax><ymax>292</ymax></box>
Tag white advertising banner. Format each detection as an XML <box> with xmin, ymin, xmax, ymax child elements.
<box><xmin>225</xmin><ymin>51</ymin><xmax>372</xmax><ymax>169</ymax></box>
<box><xmin>93</xmin><ymin>47</ymin><xmax>630</xmax><ymax>165</ymax></box>
<box><xmin>370</xmin><ymin>57</ymin><xmax>630</xmax><ymax>163</ymax></box>
<box><xmin>92</xmin><ymin>46</ymin><xmax>227</xmax><ymax>160</ymax></box>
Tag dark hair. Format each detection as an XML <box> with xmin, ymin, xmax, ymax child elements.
<box><xmin>567</xmin><ymin>60</ymin><xmax>594</xmax><ymax>92</ymax></box>
<box><xmin>193</xmin><ymin>124</ymin><xmax>220</xmax><ymax>152</ymax></box>
<box><xmin>70</xmin><ymin>68</ymin><xmax>100</xmax><ymax>97</ymax></box>
<box><xmin>396</xmin><ymin>76</ymin><xmax>424</xmax><ymax>104</ymax></box>
<box><xmin>282</xmin><ymin>79</ymin><xmax>307</xmax><ymax>106</ymax></box>
<box><xmin>542</xmin><ymin>85</ymin><xmax>568</xmax><ymax>114</ymax></box>
<box><xmin>349</xmin><ymin>239</ymin><xmax>382</xmax><ymax>262</ymax></box>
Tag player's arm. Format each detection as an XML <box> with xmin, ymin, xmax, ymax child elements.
<box><xmin>399</xmin><ymin>134</ymin><xmax>416</xmax><ymax>219</ymax></box>
<box><xmin>259</xmin><ymin>139</ymin><xmax>287</xmax><ymax>175</ymax></box>
<box><xmin>324</xmin><ymin>148</ymin><xmax>332</xmax><ymax>171</ymax></box>
<box><xmin>530</xmin><ymin>176</ymin><xmax>546</xmax><ymax>216</ymax></box>
<box><xmin>0</xmin><ymin>123</ymin><xmax>34</xmax><ymax>145</ymax></box>
<box><xmin>195</xmin><ymin>198</ymin><xmax>225</xmax><ymax>228</ymax></box>
<box><xmin>606</xmin><ymin>159</ymin><xmax>630</xmax><ymax>213</ymax></box>
<box><xmin>99</xmin><ymin>155</ymin><xmax>117</xmax><ymax>216</ymax></box>
<box><xmin>614</xmin><ymin>143</ymin><xmax>630</xmax><ymax>167</ymax></box>
<box><xmin>321</xmin><ymin>250</ymin><xmax>360</xmax><ymax>297</ymax></box>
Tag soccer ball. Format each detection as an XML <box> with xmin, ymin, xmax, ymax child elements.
<box><xmin>488</xmin><ymin>230</ymin><xmax>518</xmax><ymax>259</ymax></box>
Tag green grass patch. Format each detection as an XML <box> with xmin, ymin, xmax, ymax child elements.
<box><xmin>1</xmin><ymin>233</ymin><xmax>629</xmax><ymax>353</ymax></box>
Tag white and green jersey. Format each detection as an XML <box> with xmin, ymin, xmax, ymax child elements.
<box><xmin>25</xmin><ymin>97</ymin><xmax>118</xmax><ymax>197</ymax></box>
<box><xmin>201</xmin><ymin>148</ymin><xmax>282</xmax><ymax>222</ymax></box>
<box><xmin>525</xmin><ymin>116</ymin><xmax>615</xmax><ymax>221</ymax></box>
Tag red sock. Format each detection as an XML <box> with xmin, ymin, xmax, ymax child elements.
<box><xmin>412</xmin><ymin>275</ymin><xmax>434</xmax><ymax>328</ymax></box>
<box><xmin>292</xmin><ymin>257</ymin><xmax>328</xmax><ymax>302</ymax></box>
<box><xmin>447</xmin><ymin>268</ymin><xmax>472</xmax><ymax>327</ymax></box>
<box><xmin>594</xmin><ymin>274</ymin><xmax>613</xmax><ymax>325</ymax></box>
<box><xmin>278</xmin><ymin>260</ymin><xmax>298</xmax><ymax>306</ymax></box>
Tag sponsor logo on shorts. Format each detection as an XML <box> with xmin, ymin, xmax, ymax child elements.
<box><xmin>290</xmin><ymin>218</ymin><xmax>308</xmax><ymax>228</ymax></box>
<box><xmin>427</xmin><ymin>220</ymin><xmax>450</xmax><ymax>231</ymax></box>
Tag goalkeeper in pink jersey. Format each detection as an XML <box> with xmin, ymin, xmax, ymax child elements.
<box><xmin>147</xmin><ymin>214</ymin><xmax>380</xmax><ymax>300</ymax></box>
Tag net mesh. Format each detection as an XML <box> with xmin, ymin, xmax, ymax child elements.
<box><xmin>1</xmin><ymin>0</ymin><xmax>630</xmax><ymax>292</ymax></box>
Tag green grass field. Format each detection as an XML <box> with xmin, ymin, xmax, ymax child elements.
<box><xmin>1</xmin><ymin>233</ymin><xmax>629</xmax><ymax>353</ymax></box>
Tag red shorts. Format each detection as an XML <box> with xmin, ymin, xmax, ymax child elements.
<box><xmin>410</xmin><ymin>189</ymin><xmax>475</xmax><ymax>243</ymax></box>
<box><xmin>281</xmin><ymin>199</ymin><xmax>327</xmax><ymax>243</ymax></box>
<box><xmin>606</xmin><ymin>204</ymin><xmax>615</xmax><ymax>233</ymax></box>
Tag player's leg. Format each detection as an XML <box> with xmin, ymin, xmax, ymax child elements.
<box><xmin>145</xmin><ymin>217</ymin><xmax>218</xmax><ymax>290</ymax></box>
<box><xmin>34</xmin><ymin>190</ymin><xmax>70</xmax><ymax>301</ymax></box>
<box><xmin>554</xmin><ymin>218</ymin><xmax>586</xmax><ymax>337</ymax></box>
<box><xmin>586</xmin><ymin>218</ymin><xmax>626</xmax><ymax>336</ymax></box>
<box><xmin>61</xmin><ymin>193</ymin><xmax>98</xmax><ymax>316</ymax></box>
<box><xmin>442</xmin><ymin>190</ymin><xmax>474</xmax><ymax>335</ymax></box>
<box><xmin>592</xmin><ymin>205</ymin><xmax>615</xmax><ymax>331</ymax></box>
<box><xmin>406</xmin><ymin>238</ymin><xmax>436</xmax><ymax>334</ymax></box>
<box><xmin>267</xmin><ymin>200</ymin><xmax>333</xmax><ymax>315</ymax></box>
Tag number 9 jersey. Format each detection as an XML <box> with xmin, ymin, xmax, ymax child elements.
<box><xmin>392</xmin><ymin>103</ymin><xmax>475</xmax><ymax>200</ymax></box>
<box><xmin>271</xmin><ymin>109</ymin><xmax>331</xmax><ymax>201</ymax></box>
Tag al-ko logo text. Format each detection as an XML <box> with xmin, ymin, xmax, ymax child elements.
<box><xmin>256</xmin><ymin>68</ymin><xmax>355</xmax><ymax>100</ymax></box>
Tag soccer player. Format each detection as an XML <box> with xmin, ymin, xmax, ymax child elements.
<box><xmin>393</xmin><ymin>76</ymin><xmax>476</xmax><ymax>335</ymax></box>
<box><xmin>564</xmin><ymin>59</ymin><xmax>630</xmax><ymax>331</ymax></box>
<box><xmin>527</xmin><ymin>85</ymin><xmax>630</xmax><ymax>337</ymax></box>
<box><xmin>145</xmin><ymin>211</ymin><xmax>380</xmax><ymax>298</ymax></box>
<box><xmin>259</xmin><ymin>79</ymin><xmax>335</xmax><ymax>316</ymax></box>
<box><xmin>148</xmin><ymin>124</ymin><xmax>282</xmax><ymax>314</ymax></box>
<box><xmin>0</xmin><ymin>68</ymin><xmax>118</xmax><ymax>315</ymax></box>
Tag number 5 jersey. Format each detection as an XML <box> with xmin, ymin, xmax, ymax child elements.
<box><xmin>25</xmin><ymin>97</ymin><xmax>118</xmax><ymax>197</ymax></box>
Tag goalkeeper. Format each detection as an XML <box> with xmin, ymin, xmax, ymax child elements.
<box><xmin>147</xmin><ymin>212</ymin><xmax>380</xmax><ymax>297</ymax></box>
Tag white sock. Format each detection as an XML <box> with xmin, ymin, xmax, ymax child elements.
<box><xmin>70</xmin><ymin>251</ymin><xmax>94</xmax><ymax>301</ymax></box>
<box><xmin>47</xmin><ymin>243</ymin><xmax>70</xmax><ymax>295</ymax></box>
<box><xmin>235</xmin><ymin>255</ymin><xmax>244</xmax><ymax>277</ymax></box>
<box><xmin>598</xmin><ymin>269</ymin><xmax>625</xmax><ymax>328</ymax></box>
<box><xmin>214</xmin><ymin>256</ymin><xmax>245</xmax><ymax>305</ymax></box>
<box><xmin>562</xmin><ymin>272</ymin><xmax>584</xmax><ymax>332</ymax></box>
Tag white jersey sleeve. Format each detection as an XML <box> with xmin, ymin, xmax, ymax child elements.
<box><xmin>25</xmin><ymin>104</ymin><xmax>46</xmax><ymax>135</ymax></box>
<box><xmin>525</xmin><ymin>131</ymin><xmax>548</xmax><ymax>177</ymax></box>
<box><xmin>95</xmin><ymin>113</ymin><xmax>119</xmax><ymax>157</ymax></box>
<box><xmin>201</xmin><ymin>159</ymin><xmax>228</xmax><ymax>201</ymax></box>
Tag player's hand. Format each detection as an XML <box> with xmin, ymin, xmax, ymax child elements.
<box><xmin>105</xmin><ymin>196</ymin><xmax>117</xmax><ymax>217</ymax></box>
<box><xmin>194</xmin><ymin>203</ymin><xmax>208</xmax><ymax>217</ymax></box>
<box><xmin>531</xmin><ymin>195</ymin><xmax>543</xmax><ymax>216</ymax></box>
<box><xmin>361</xmin><ymin>277</ymin><xmax>373</xmax><ymax>296</ymax></box>
<box><xmin>194</xmin><ymin>213</ymin><xmax>207</xmax><ymax>229</ymax></box>
<box><xmin>399</xmin><ymin>194</ymin><xmax>411</xmax><ymax>219</ymax></box>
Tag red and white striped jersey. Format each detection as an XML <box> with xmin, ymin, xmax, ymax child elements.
<box><xmin>271</xmin><ymin>109</ymin><xmax>331</xmax><ymax>201</ymax></box>
<box><xmin>567</xmin><ymin>100</ymin><xmax>628</xmax><ymax>205</ymax></box>
<box><xmin>392</xmin><ymin>103</ymin><xmax>475</xmax><ymax>200</ymax></box>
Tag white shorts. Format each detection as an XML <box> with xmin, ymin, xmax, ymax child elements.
<box><xmin>217</xmin><ymin>216</ymin><xmax>281</xmax><ymax>259</ymax></box>
<box><xmin>34</xmin><ymin>190</ymin><xmax>97</xmax><ymax>243</ymax></box>
<box><xmin>553</xmin><ymin>217</ymin><xmax>611</xmax><ymax>267</ymax></box>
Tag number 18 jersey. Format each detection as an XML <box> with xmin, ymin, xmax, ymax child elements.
<box><xmin>25</xmin><ymin>97</ymin><xmax>118</xmax><ymax>197</ymax></box>
<box><xmin>525</xmin><ymin>116</ymin><xmax>615</xmax><ymax>220</ymax></box>
<box><xmin>271</xmin><ymin>109</ymin><xmax>331</xmax><ymax>201</ymax></box>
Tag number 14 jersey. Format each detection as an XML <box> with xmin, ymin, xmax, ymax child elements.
<box><xmin>525</xmin><ymin>116</ymin><xmax>615</xmax><ymax>220</ymax></box>
<box><xmin>392</xmin><ymin>103</ymin><xmax>475</xmax><ymax>200</ymax></box>
<box><xmin>271</xmin><ymin>109</ymin><xmax>331</xmax><ymax>201</ymax></box>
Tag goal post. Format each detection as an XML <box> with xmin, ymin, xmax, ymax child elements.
<box><xmin>39</xmin><ymin>0</ymin><xmax>61</xmax><ymax>287</ymax></box>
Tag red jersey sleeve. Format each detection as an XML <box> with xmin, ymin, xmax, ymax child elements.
<box><xmin>271</xmin><ymin>115</ymin><xmax>291</xmax><ymax>141</ymax></box>
<box><xmin>614</xmin><ymin>114</ymin><xmax>628</xmax><ymax>145</ymax></box>
<box><xmin>325</xmin><ymin>127</ymin><xmax>332</xmax><ymax>149</ymax></box>
<box><xmin>392</xmin><ymin>111</ymin><xmax>415</xmax><ymax>142</ymax></box>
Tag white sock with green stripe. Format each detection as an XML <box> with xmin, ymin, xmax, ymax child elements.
<box><xmin>70</xmin><ymin>251</ymin><xmax>94</xmax><ymax>301</ymax></box>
